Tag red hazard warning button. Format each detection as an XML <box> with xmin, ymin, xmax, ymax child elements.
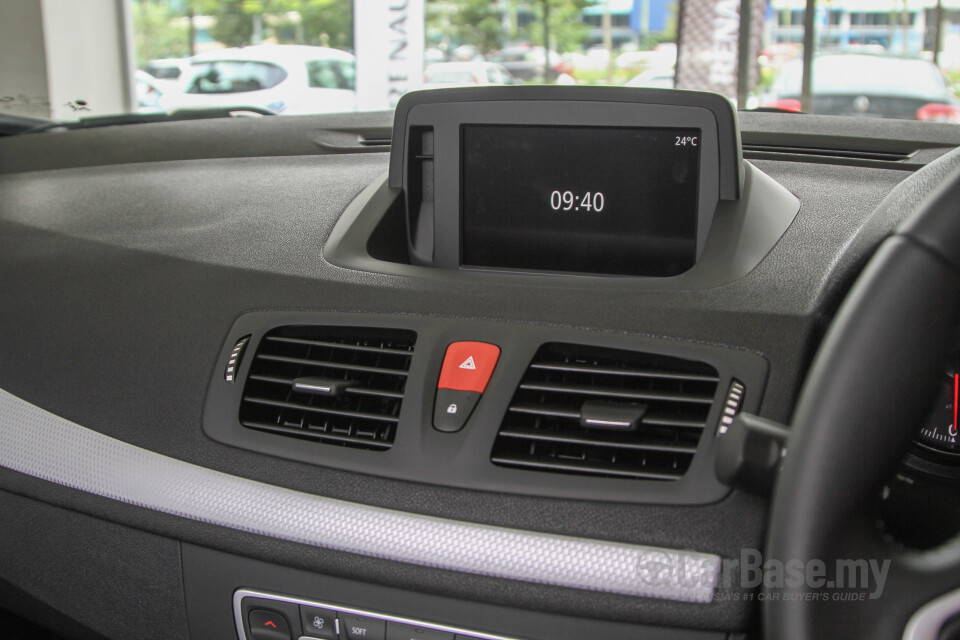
<box><xmin>437</xmin><ymin>341</ymin><xmax>501</xmax><ymax>393</ymax></box>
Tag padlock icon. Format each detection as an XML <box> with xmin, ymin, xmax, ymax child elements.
<box><xmin>446</xmin><ymin>403</ymin><xmax>458</xmax><ymax>414</ymax></box>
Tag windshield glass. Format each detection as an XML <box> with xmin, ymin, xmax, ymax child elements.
<box><xmin>2</xmin><ymin>0</ymin><xmax>959</xmax><ymax>126</ymax></box>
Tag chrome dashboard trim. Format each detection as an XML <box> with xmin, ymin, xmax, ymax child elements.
<box><xmin>903</xmin><ymin>586</ymin><xmax>960</xmax><ymax>640</ymax></box>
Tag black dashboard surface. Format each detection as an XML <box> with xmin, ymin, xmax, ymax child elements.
<box><xmin>1</xmin><ymin>111</ymin><xmax>959</xmax><ymax>639</ymax></box>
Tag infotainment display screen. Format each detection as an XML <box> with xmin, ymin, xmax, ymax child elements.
<box><xmin>461</xmin><ymin>125</ymin><xmax>701</xmax><ymax>276</ymax></box>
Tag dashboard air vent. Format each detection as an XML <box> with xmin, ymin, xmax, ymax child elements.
<box><xmin>491</xmin><ymin>343</ymin><xmax>720</xmax><ymax>480</ymax></box>
<box><xmin>239</xmin><ymin>326</ymin><xmax>416</xmax><ymax>451</ymax></box>
<box><xmin>742</xmin><ymin>143</ymin><xmax>913</xmax><ymax>163</ymax></box>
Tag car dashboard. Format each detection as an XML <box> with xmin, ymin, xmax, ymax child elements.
<box><xmin>2</xmin><ymin>102</ymin><xmax>960</xmax><ymax>640</ymax></box>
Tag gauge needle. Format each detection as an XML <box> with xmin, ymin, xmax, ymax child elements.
<box><xmin>954</xmin><ymin>374</ymin><xmax>958</xmax><ymax>436</ymax></box>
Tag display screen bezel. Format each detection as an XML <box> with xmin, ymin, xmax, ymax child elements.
<box><xmin>400</xmin><ymin>97</ymin><xmax>721</xmax><ymax>277</ymax></box>
<box><xmin>460</xmin><ymin>123</ymin><xmax>704</xmax><ymax>277</ymax></box>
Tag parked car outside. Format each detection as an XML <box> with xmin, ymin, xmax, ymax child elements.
<box><xmin>760</xmin><ymin>52</ymin><xmax>960</xmax><ymax>121</ymax></box>
<box><xmin>625</xmin><ymin>69</ymin><xmax>675</xmax><ymax>89</ymax></box>
<box><xmin>489</xmin><ymin>44</ymin><xmax>561</xmax><ymax>82</ymax></box>
<box><xmin>161</xmin><ymin>45</ymin><xmax>356</xmax><ymax>115</ymax></box>
<box><xmin>423</xmin><ymin>62</ymin><xmax>518</xmax><ymax>89</ymax></box>
<box><xmin>134</xmin><ymin>69</ymin><xmax>164</xmax><ymax>113</ymax></box>
<box><xmin>141</xmin><ymin>58</ymin><xmax>191</xmax><ymax>93</ymax></box>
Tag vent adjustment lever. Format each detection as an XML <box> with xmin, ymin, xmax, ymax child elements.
<box><xmin>715</xmin><ymin>412</ymin><xmax>789</xmax><ymax>496</ymax></box>
<box><xmin>579</xmin><ymin>401</ymin><xmax>647</xmax><ymax>430</ymax></box>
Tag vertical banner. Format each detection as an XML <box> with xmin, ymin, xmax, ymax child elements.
<box><xmin>674</xmin><ymin>0</ymin><xmax>766</xmax><ymax>102</ymax></box>
<box><xmin>354</xmin><ymin>0</ymin><xmax>425</xmax><ymax>111</ymax></box>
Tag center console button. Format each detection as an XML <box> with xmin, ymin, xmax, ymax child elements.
<box><xmin>299</xmin><ymin>605</ymin><xmax>338</xmax><ymax>639</ymax></box>
<box><xmin>386</xmin><ymin>621</ymin><xmax>455</xmax><ymax>640</ymax></box>
<box><xmin>248</xmin><ymin>609</ymin><xmax>292</xmax><ymax>640</ymax></box>
<box><xmin>342</xmin><ymin>614</ymin><xmax>386</xmax><ymax>640</ymax></box>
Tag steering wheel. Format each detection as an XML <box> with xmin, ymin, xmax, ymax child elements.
<box><xmin>764</xmin><ymin>165</ymin><xmax>960</xmax><ymax>640</ymax></box>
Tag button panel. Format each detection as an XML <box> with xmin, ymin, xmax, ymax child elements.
<box><xmin>236</xmin><ymin>590</ymin><xmax>516</xmax><ymax>640</ymax></box>
<box><xmin>433</xmin><ymin>341</ymin><xmax>500</xmax><ymax>432</ymax></box>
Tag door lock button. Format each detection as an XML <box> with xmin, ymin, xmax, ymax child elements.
<box><xmin>433</xmin><ymin>389</ymin><xmax>481</xmax><ymax>432</ymax></box>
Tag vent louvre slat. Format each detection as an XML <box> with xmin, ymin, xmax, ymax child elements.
<box><xmin>491</xmin><ymin>454</ymin><xmax>685</xmax><ymax>481</ymax></box>
<box><xmin>529</xmin><ymin>362</ymin><xmax>719</xmax><ymax>382</ymax></box>
<box><xmin>254</xmin><ymin>353</ymin><xmax>409</xmax><ymax>377</ymax></box>
<box><xmin>242</xmin><ymin>396</ymin><xmax>400</xmax><ymax>423</ymax></box>
<box><xmin>265</xmin><ymin>335</ymin><xmax>413</xmax><ymax>355</ymax></box>
<box><xmin>242</xmin><ymin>420</ymin><xmax>392</xmax><ymax>450</ymax></box>
<box><xmin>247</xmin><ymin>374</ymin><xmax>405</xmax><ymax>399</ymax></box>
<box><xmin>239</xmin><ymin>326</ymin><xmax>415</xmax><ymax>451</ymax></box>
<box><xmin>491</xmin><ymin>343</ymin><xmax>720</xmax><ymax>481</ymax></box>
<box><xmin>497</xmin><ymin>428</ymin><xmax>699</xmax><ymax>453</ymax></box>
<box><xmin>518</xmin><ymin>382</ymin><xmax>714</xmax><ymax>404</ymax></box>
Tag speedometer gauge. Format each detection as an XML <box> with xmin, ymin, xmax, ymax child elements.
<box><xmin>917</xmin><ymin>371</ymin><xmax>960</xmax><ymax>454</ymax></box>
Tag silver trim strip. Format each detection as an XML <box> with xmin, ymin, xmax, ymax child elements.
<box><xmin>234</xmin><ymin>589</ymin><xmax>519</xmax><ymax>640</ymax></box>
<box><xmin>0</xmin><ymin>387</ymin><xmax>720</xmax><ymax>602</ymax></box>
<box><xmin>903</xmin><ymin>586</ymin><xmax>960</xmax><ymax>640</ymax></box>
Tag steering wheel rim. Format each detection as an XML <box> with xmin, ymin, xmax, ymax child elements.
<box><xmin>764</xmin><ymin>166</ymin><xmax>960</xmax><ymax>640</ymax></box>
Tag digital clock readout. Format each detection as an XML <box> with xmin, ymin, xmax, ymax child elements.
<box><xmin>461</xmin><ymin>124</ymin><xmax>701</xmax><ymax>276</ymax></box>
<box><xmin>549</xmin><ymin>190</ymin><xmax>605</xmax><ymax>212</ymax></box>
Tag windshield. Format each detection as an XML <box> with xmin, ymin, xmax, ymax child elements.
<box><xmin>2</xmin><ymin>0</ymin><xmax>959</xmax><ymax>126</ymax></box>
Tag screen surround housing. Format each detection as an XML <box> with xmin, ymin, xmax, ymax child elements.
<box><xmin>390</xmin><ymin>87</ymin><xmax>740</xmax><ymax>277</ymax></box>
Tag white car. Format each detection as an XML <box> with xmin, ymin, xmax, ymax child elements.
<box><xmin>142</xmin><ymin>58</ymin><xmax>191</xmax><ymax>94</ymax></box>
<box><xmin>134</xmin><ymin>70</ymin><xmax>164</xmax><ymax>113</ymax></box>
<box><xmin>162</xmin><ymin>45</ymin><xmax>356</xmax><ymax>115</ymax></box>
<box><xmin>422</xmin><ymin>62</ymin><xmax>517</xmax><ymax>89</ymax></box>
<box><xmin>625</xmin><ymin>69</ymin><xmax>675</xmax><ymax>90</ymax></box>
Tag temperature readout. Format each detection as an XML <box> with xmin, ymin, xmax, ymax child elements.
<box><xmin>676</xmin><ymin>136</ymin><xmax>699</xmax><ymax>146</ymax></box>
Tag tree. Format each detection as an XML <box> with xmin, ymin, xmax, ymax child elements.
<box><xmin>132</xmin><ymin>2</ymin><xmax>189</xmax><ymax>66</ymax></box>
<box><xmin>208</xmin><ymin>0</ymin><xmax>254</xmax><ymax>47</ymax></box>
<box><xmin>193</xmin><ymin>0</ymin><xmax>304</xmax><ymax>48</ymax></box>
<box><xmin>450</xmin><ymin>0</ymin><xmax>504</xmax><ymax>56</ymax></box>
<box><xmin>524</xmin><ymin>0</ymin><xmax>589</xmax><ymax>54</ymax></box>
<box><xmin>299</xmin><ymin>0</ymin><xmax>353</xmax><ymax>50</ymax></box>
